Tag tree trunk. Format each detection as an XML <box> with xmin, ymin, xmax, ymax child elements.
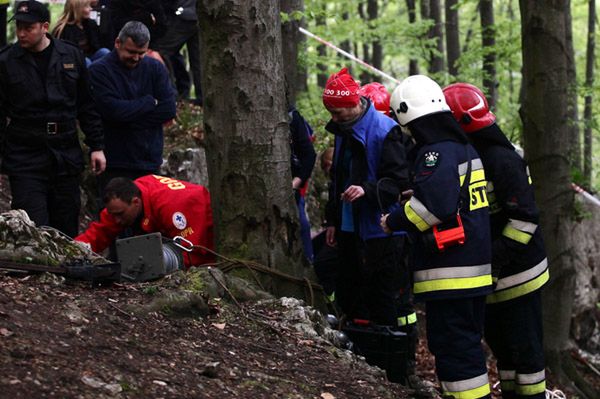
<box><xmin>281</xmin><ymin>0</ymin><xmax>305</xmax><ymax>105</ymax></box>
<box><xmin>461</xmin><ymin>2</ymin><xmax>480</xmax><ymax>54</ymax></box>
<box><xmin>583</xmin><ymin>0</ymin><xmax>596</xmax><ymax>187</ymax></box>
<box><xmin>428</xmin><ymin>0</ymin><xmax>445</xmax><ymax>74</ymax></box>
<box><xmin>368</xmin><ymin>0</ymin><xmax>382</xmax><ymax>74</ymax></box>
<box><xmin>198</xmin><ymin>0</ymin><xmax>307</xmax><ymax>297</ymax></box>
<box><xmin>566</xmin><ymin>2</ymin><xmax>581</xmax><ymax>173</ymax></box>
<box><xmin>519</xmin><ymin>0</ymin><xmax>577</xmax><ymax>387</ymax></box>
<box><xmin>358</xmin><ymin>2</ymin><xmax>371</xmax><ymax>83</ymax></box>
<box><xmin>406</xmin><ymin>0</ymin><xmax>419</xmax><ymax>75</ymax></box>
<box><xmin>316</xmin><ymin>6</ymin><xmax>328</xmax><ymax>88</ymax></box>
<box><xmin>445</xmin><ymin>0</ymin><xmax>460</xmax><ymax>76</ymax></box>
<box><xmin>480</xmin><ymin>0</ymin><xmax>497</xmax><ymax>108</ymax></box>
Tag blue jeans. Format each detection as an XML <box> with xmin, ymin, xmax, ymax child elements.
<box><xmin>86</xmin><ymin>48</ymin><xmax>111</xmax><ymax>67</ymax></box>
<box><xmin>295</xmin><ymin>191</ymin><xmax>313</xmax><ymax>263</ymax></box>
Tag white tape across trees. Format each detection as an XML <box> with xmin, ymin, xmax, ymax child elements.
<box><xmin>299</xmin><ymin>27</ymin><xmax>401</xmax><ymax>85</ymax></box>
<box><xmin>572</xmin><ymin>183</ymin><xmax>600</xmax><ymax>207</ymax></box>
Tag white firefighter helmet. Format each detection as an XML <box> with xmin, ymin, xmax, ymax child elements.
<box><xmin>390</xmin><ymin>75</ymin><xmax>450</xmax><ymax>126</ymax></box>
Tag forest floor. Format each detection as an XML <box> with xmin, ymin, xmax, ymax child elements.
<box><xmin>0</xmin><ymin>273</ymin><xmax>413</xmax><ymax>399</ymax></box>
<box><xmin>0</xmin><ymin>268</ymin><xmax>591</xmax><ymax>399</ymax></box>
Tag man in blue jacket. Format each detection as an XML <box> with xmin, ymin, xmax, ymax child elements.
<box><xmin>322</xmin><ymin>68</ymin><xmax>414</xmax><ymax>384</ymax></box>
<box><xmin>89</xmin><ymin>20</ymin><xmax>176</xmax><ymax>195</ymax></box>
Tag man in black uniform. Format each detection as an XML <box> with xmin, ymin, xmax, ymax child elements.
<box><xmin>0</xmin><ymin>1</ymin><xmax>106</xmax><ymax>237</ymax></box>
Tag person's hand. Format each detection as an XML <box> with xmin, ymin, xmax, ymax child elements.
<box><xmin>380</xmin><ymin>214</ymin><xmax>392</xmax><ymax>234</ymax></box>
<box><xmin>90</xmin><ymin>150</ymin><xmax>106</xmax><ymax>175</ymax></box>
<box><xmin>341</xmin><ymin>185</ymin><xmax>365</xmax><ymax>202</ymax></box>
<box><xmin>326</xmin><ymin>226</ymin><xmax>337</xmax><ymax>247</ymax></box>
<box><xmin>292</xmin><ymin>177</ymin><xmax>302</xmax><ymax>190</ymax></box>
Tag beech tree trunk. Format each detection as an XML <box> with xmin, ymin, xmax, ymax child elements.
<box><xmin>565</xmin><ymin>5</ymin><xmax>581</xmax><ymax>173</ymax></box>
<box><xmin>198</xmin><ymin>0</ymin><xmax>307</xmax><ymax>296</ymax></box>
<box><xmin>281</xmin><ymin>0</ymin><xmax>306</xmax><ymax>104</ymax></box>
<box><xmin>427</xmin><ymin>0</ymin><xmax>444</xmax><ymax>74</ymax></box>
<box><xmin>368</xmin><ymin>0</ymin><xmax>382</xmax><ymax>73</ymax></box>
<box><xmin>445</xmin><ymin>0</ymin><xmax>460</xmax><ymax>76</ymax></box>
<box><xmin>480</xmin><ymin>0</ymin><xmax>497</xmax><ymax>108</ymax></box>
<box><xmin>519</xmin><ymin>0</ymin><xmax>578</xmax><ymax>388</ymax></box>
<box><xmin>406</xmin><ymin>0</ymin><xmax>419</xmax><ymax>75</ymax></box>
<box><xmin>316</xmin><ymin>5</ymin><xmax>328</xmax><ymax>88</ymax></box>
<box><xmin>583</xmin><ymin>0</ymin><xmax>596</xmax><ymax>187</ymax></box>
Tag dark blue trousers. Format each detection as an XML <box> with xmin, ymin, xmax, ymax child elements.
<box><xmin>485</xmin><ymin>290</ymin><xmax>545</xmax><ymax>399</ymax></box>
<box><xmin>426</xmin><ymin>296</ymin><xmax>490</xmax><ymax>398</ymax></box>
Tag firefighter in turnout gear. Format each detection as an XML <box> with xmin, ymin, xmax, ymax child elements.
<box><xmin>382</xmin><ymin>75</ymin><xmax>493</xmax><ymax>399</ymax></box>
<box><xmin>444</xmin><ymin>82</ymin><xmax>548</xmax><ymax>399</ymax></box>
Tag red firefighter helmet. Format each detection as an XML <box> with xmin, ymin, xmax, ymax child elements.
<box><xmin>359</xmin><ymin>82</ymin><xmax>391</xmax><ymax>116</ymax></box>
<box><xmin>442</xmin><ymin>82</ymin><xmax>496</xmax><ymax>133</ymax></box>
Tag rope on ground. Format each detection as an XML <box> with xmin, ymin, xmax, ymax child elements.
<box><xmin>207</xmin><ymin>266</ymin><xmax>243</xmax><ymax>310</ymax></box>
<box><xmin>176</xmin><ymin>240</ymin><xmax>325</xmax><ymax>300</ymax></box>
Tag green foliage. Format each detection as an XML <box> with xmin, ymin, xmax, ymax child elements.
<box><xmin>143</xmin><ymin>286</ymin><xmax>159</xmax><ymax>296</ymax></box>
<box><xmin>296</xmin><ymin>0</ymin><xmax>600</xmax><ymax>192</ymax></box>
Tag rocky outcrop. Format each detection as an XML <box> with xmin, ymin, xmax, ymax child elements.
<box><xmin>570</xmin><ymin>196</ymin><xmax>600</xmax><ymax>353</ymax></box>
<box><xmin>0</xmin><ymin>210</ymin><xmax>107</xmax><ymax>266</ymax></box>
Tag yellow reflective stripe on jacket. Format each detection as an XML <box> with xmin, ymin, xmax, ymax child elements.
<box><xmin>414</xmin><ymin>264</ymin><xmax>492</xmax><ymax>294</ymax></box>
<box><xmin>502</xmin><ymin>218</ymin><xmax>538</xmax><ymax>244</ymax></box>
<box><xmin>516</xmin><ymin>381</ymin><xmax>546</xmax><ymax>396</ymax></box>
<box><xmin>495</xmin><ymin>258</ymin><xmax>547</xmax><ymax>291</ymax></box>
<box><xmin>0</xmin><ymin>0</ymin><xmax>10</xmax><ymax>5</ymax></box>
<box><xmin>415</xmin><ymin>264</ymin><xmax>491</xmax><ymax>282</ymax></box>
<box><xmin>458</xmin><ymin>159</ymin><xmax>489</xmax><ymax>210</ymax></box>
<box><xmin>487</xmin><ymin>268</ymin><xmax>549</xmax><ymax>304</ymax></box>
<box><xmin>414</xmin><ymin>275</ymin><xmax>493</xmax><ymax>294</ymax></box>
<box><xmin>458</xmin><ymin>158</ymin><xmax>484</xmax><ymax>176</ymax></box>
<box><xmin>503</xmin><ymin>225</ymin><xmax>532</xmax><ymax>244</ymax></box>
<box><xmin>442</xmin><ymin>373</ymin><xmax>490</xmax><ymax>399</ymax></box>
<box><xmin>397</xmin><ymin>312</ymin><xmax>417</xmax><ymax>326</ymax></box>
<box><xmin>459</xmin><ymin>168</ymin><xmax>486</xmax><ymax>186</ymax></box>
<box><xmin>405</xmin><ymin>198</ymin><xmax>440</xmax><ymax>232</ymax></box>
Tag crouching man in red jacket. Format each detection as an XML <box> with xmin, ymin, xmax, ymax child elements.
<box><xmin>76</xmin><ymin>175</ymin><xmax>215</xmax><ymax>266</ymax></box>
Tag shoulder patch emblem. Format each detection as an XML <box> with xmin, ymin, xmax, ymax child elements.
<box><xmin>424</xmin><ymin>151</ymin><xmax>440</xmax><ymax>167</ymax></box>
<box><xmin>172</xmin><ymin>212</ymin><xmax>187</xmax><ymax>230</ymax></box>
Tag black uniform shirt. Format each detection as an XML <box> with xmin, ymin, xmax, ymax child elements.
<box><xmin>0</xmin><ymin>35</ymin><xmax>104</xmax><ymax>176</ymax></box>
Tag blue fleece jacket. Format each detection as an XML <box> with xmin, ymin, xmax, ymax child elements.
<box><xmin>89</xmin><ymin>50</ymin><xmax>176</xmax><ymax>171</ymax></box>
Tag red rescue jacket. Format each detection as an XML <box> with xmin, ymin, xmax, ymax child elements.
<box><xmin>76</xmin><ymin>175</ymin><xmax>215</xmax><ymax>266</ymax></box>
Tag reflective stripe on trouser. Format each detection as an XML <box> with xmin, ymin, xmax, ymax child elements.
<box><xmin>498</xmin><ymin>369</ymin><xmax>546</xmax><ymax>397</ymax></box>
<box><xmin>487</xmin><ymin>258</ymin><xmax>549</xmax><ymax>304</ymax></box>
<box><xmin>397</xmin><ymin>312</ymin><xmax>417</xmax><ymax>326</ymax></box>
<box><xmin>426</xmin><ymin>297</ymin><xmax>490</xmax><ymax>399</ymax></box>
<box><xmin>442</xmin><ymin>373</ymin><xmax>491</xmax><ymax>399</ymax></box>
<box><xmin>485</xmin><ymin>290</ymin><xmax>545</xmax><ymax>399</ymax></box>
<box><xmin>413</xmin><ymin>264</ymin><xmax>492</xmax><ymax>295</ymax></box>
